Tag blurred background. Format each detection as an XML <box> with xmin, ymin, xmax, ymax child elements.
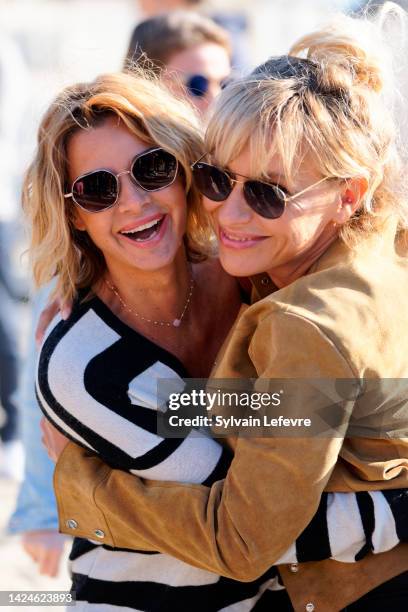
<box><xmin>0</xmin><ymin>0</ymin><xmax>395</xmax><ymax>609</ymax></box>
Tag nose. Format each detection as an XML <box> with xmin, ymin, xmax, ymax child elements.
<box><xmin>116</xmin><ymin>172</ymin><xmax>150</xmax><ymax>213</ymax></box>
<box><xmin>203</xmin><ymin>89</ymin><xmax>217</xmax><ymax>111</ymax></box>
<box><xmin>216</xmin><ymin>182</ymin><xmax>253</xmax><ymax>226</ymax></box>
<box><xmin>207</xmin><ymin>80</ymin><xmax>223</xmax><ymax>105</ymax></box>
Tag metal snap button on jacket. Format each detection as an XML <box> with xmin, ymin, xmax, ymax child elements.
<box><xmin>94</xmin><ymin>529</ymin><xmax>105</xmax><ymax>539</ymax></box>
<box><xmin>66</xmin><ymin>519</ymin><xmax>78</xmax><ymax>530</ymax></box>
<box><xmin>290</xmin><ymin>563</ymin><xmax>299</xmax><ymax>573</ymax></box>
<box><xmin>305</xmin><ymin>603</ymin><xmax>315</xmax><ymax>612</ymax></box>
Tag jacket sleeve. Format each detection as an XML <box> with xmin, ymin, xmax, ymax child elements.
<box><xmin>54</xmin><ymin>311</ymin><xmax>356</xmax><ymax>581</ymax></box>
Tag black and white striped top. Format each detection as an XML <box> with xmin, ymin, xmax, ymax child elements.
<box><xmin>36</xmin><ymin>294</ymin><xmax>407</xmax><ymax>611</ymax></box>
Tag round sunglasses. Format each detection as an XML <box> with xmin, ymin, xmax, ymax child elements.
<box><xmin>185</xmin><ymin>74</ymin><xmax>210</xmax><ymax>98</ymax></box>
<box><xmin>184</xmin><ymin>74</ymin><xmax>231</xmax><ymax>98</ymax></box>
<box><xmin>64</xmin><ymin>147</ymin><xmax>178</xmax><ymax>213</ymax></box>
<box><xmin>190</xmin><ymin>156</ymin><xmax>329</xmax><ymax>219</ymax></box>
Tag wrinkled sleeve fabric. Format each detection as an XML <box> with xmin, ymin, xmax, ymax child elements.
<box><xmin>54</xmin><ymin>311</ymin><xmax>355</xmax><ymax>581</ymax></box>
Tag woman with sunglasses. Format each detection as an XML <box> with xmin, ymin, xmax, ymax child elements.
<box><xmin>26</xmin><ymin>71</ymin><xmax>265</xmax><ymax>611</ymax></box>
<box><xmin>29</xmin><ymin>62</ymin><xmax>408</xmax><ymax>609</ymax></box>
<box><xmin>40</xmin><ymin>8</ymin><xmax>408</xmax><ymax>611</ymax></box>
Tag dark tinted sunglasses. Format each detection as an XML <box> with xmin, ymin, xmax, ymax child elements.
<box><xmin>64</xmin><ymin>147</ymin><xmax>178</xmax><ymax>213</ymax></box>
<box><xmin>184</xmin><ymin>74</ymin><xmax>231</xmax><ymax>98</ymax></box>
<box><xmin>185</xmin><ymin>74</ymin><xmax>209</xmax><ymax>97</ymax></box>
<box><xmin>191</xmin><ymin>156</ymin><xmax>329</xmax><ymax>219</ymax></box>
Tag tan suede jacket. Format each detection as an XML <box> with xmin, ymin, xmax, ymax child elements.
<box><xmin>54</xmin><ymin>225</ymin><xmax>408</xmax><ymax>611</ymax></box>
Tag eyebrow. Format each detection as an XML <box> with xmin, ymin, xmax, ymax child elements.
<box><xmin>220</xmin><ymin>163</ymin><xmax>290</xmax><ymax>192</ymax></box>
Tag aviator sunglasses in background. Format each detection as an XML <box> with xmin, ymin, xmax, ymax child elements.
<box><xmin>191</xmin><ymin>155</ymin><xmax>329</xmax><ymax>219</ymax></box>
<box><xmin>64</xmin><ymin>148</ymin><xmax>179</xmax><ymax>213</ymax></box>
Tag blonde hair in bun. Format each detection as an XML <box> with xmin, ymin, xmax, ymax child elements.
<box><xmin>289</xmin><ymin>7</ymin><xmax>394</xmax><ymax>94</ymax></box>
<box><xmin>206</xmin><ymin>1</ymin><xmax>408</xmax><ymax>245</ymax></box>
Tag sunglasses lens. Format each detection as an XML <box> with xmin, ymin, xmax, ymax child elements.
<box><xmin>244</xmin><ymin>181</ymin><xmax>286</xmax><ymax>219</ymax></box>
<box><xmin>186</xmin><ymin>74</ymin><xmax>209</xmax><ymax>97</ymax></box>
<box><xmin>132</xmin><ymin>149</ymin><xmax>178</xmax><ymax>190</ymax></box>
<box><xmin>72</xmin><ymin>171</ymin><xmax>117</xmax><ymax>212</ymax></box>
<box><xmin>192</xmin><ymin>163</ymin><xmax>232</xmax><ymax>201</ymax></box>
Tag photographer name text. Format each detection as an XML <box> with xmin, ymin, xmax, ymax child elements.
<box><xmin>167</xmin><ymin>415</ymin><xmax>312</xmax><ymax>429</ymax></box>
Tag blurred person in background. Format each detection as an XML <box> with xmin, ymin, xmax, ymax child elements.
<box><xmin>0</xmin><ymin>230</ymin><xmax>25</xmax><ymax>481</ymax></box>
<box><xmin>8</xmin><ymin>286</ymin><xmax>68</xmax><ymax>578</ymax></box>
<box><xmin>138</xmin><ymin>0</ymin><xmax>204</xmax><ymax>16</ymax></box>
<box><xmin>1</xmin><ymin>27</ymin><xmax>65</xmax><ymax>574</ymax></box>
<box><xmin>0</xmin><ymin>30</ymin><xmax>28</xmax><ymax>481</ymax></box>
<box><xmin>124</xmin><ymin>10</ymin><xmax>232</xmax><ymax>114</ymax></box>
<box><xmin>137</xmin><ymin>0</ymin><xmax>251</xmax><ymax>72</ymax></box>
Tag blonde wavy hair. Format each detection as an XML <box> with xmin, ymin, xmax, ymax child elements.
<box><xmin>23</xmin><ymin>70</ymin><xmax>212</xmax><ymax>303</ymax></box>
<box><xmin>206</xmin><ymin>2</ymin><xmax>408</xmax><ymax>245</ymax></box>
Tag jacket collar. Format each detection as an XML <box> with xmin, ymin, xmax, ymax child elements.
<box><xmin>249</xmin><ymin>216</ymin><xmax>399</xmax><ymax>301</ymax></box>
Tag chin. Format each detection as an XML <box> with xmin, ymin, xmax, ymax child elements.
<box><xmin>121</xmin><ymin>237</ymin><xmax>182</xmax><ymax>271</ymax></box>
<box><xmin>132</xmin><ymin>253</ymin><xmax>177</xmax><ymax>272</ymax></box>
<box><xmin>218</xmin><ymin>252</ymin><xmax>262</xmax><ymax>278</ymax></box>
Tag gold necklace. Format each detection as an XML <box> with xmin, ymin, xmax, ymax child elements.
<box><xmin>104</xmin><ymin>274</ymin><xmax>194</xmax><ymax>328</ymax></box>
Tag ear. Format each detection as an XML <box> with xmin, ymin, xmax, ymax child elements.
<box><xmin>71</xmin><ymin>207</ymin><xmax>87</xmax><ymax>231</ymax></box>
<box><xmin>333</xmin><ymin>177</ymin><xmax>368</xmax><ymax>225</ymax></box>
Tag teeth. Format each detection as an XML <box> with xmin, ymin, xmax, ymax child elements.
<box><xmin>224</xmin><ymin>231</ymin><xmax>254</xmax><ymax>242</ymax></box>
<box><xmin>121</xmin><ymin>218</ymin><xmax>161</xmax><ymax>234</ymax></box>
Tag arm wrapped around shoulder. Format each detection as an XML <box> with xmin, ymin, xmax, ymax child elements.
<box><xmin>53</xmin><ymin>309</ymin><xmax>358</xmax><ymax>581</ymax></box>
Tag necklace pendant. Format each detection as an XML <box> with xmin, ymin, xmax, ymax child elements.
<box><xmin>105</xmin><ymin>274</ymin><xmax>194</xmax><ymax>330</ymax></box>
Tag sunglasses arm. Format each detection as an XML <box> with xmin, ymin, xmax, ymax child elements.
<box><xmin>286</xmin><ymin>176</ymin><xmax>329</xmax><ymax>201</ymax></box>
<box><xmin>191</xmin><ymin>153</ymin><xmax>208</xmax><ymax>169</ymax></box>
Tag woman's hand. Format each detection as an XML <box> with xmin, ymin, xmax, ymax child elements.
<box><xmin>35</xmin><ymin>298</ymin><xmax>72</xmax><ymax>347</ymax></box>
<box><xmin>22</xmin><ymin>529</ymin><xmax>67</xmax><ymax>577</ymax></box>
<box><xmin>40</xmin><ymin>418</ymin><xmax>70</xmax><ymax>463</ymax></box>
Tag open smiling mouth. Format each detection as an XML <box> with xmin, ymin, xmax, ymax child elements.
<box><xmin>119</xmin><ymin>215</ymin><xmax>166</xmax><ymax>242</ymax></box>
